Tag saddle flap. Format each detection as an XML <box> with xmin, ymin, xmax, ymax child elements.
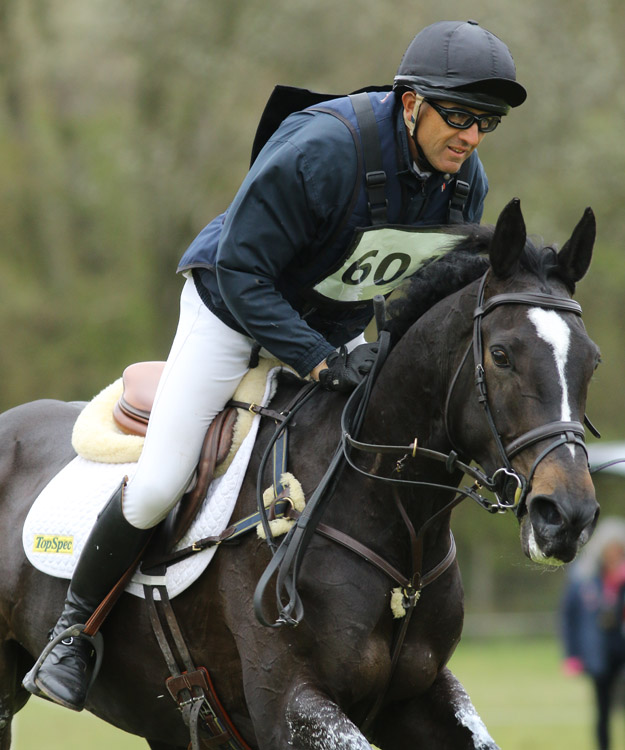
<box><xmin>161</xmin><ymin>406</ymin><xmax>239</xmax><ymax>551</ymax></box>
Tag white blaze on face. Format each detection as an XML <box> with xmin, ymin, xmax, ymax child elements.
<box><xmin>527</xmin><ymin>308</ymin><xmax>575</xmax><ymax>456</ymax></box>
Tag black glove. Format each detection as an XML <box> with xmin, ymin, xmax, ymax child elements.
<box><xmin>319</xmin><ymin>342</ymin><xmax>380</xmax><ymax>393</ymax></box>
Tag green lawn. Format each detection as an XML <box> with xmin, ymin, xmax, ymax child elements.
<box><xmin>449</xmin><ymin>636</ymin><xmax>614</xmax><ymax>749</ymax></box>
<box><xmin>12</xmin><ymin>697</ymin><xmax>145</xmax><ymax>749</ymax></box>
<box><xmin>11</xmin><ymin>636</ymin><xmax>620</xmax><ymax>749</ymax></box>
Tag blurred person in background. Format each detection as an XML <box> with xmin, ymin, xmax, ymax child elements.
<box><xmin>561</xmin><ymin>517</ymin><xmax>625</xmax><ymax>750</ymax></box>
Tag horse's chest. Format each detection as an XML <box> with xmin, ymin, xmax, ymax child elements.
<box><xmin>389</xmin><ymin>587</ymin><xmax>463</xmax><ymax>698</ymax></box>
<box><xmin>317</xmin><ymin>629</ymin><xmax>443</xmax><ymax>706</ymax></box>
<box><xmin>391</xmin><ymin>642</ymin><xmax>444</xmax><ymax>697</ymax></box>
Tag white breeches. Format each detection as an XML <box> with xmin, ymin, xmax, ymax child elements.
<box><xmin>121</xmin><ymin>278</ymin><xmax>367</xmax><ymax>529</ymax></box>
<box><xmin>122</xmin><ymin>278</ymin><xmax>253</xmax><ymax>529</ymax></box>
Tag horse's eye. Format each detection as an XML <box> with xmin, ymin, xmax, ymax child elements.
<box><xmin>490</xmin><ymin>348</ymin><xmax>510</xmax><ymax>367</ymax></box>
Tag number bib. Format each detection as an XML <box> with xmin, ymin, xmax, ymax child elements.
<box><xmin>312</xmin><ymin>226</ymin><xmax>466</xmax><ymax>303</ymax></box>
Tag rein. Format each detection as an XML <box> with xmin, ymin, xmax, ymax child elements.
<box><xmin>253</xmin><ymin>331</ymin><xmax>393</xmax><ymax>628</ymax></box>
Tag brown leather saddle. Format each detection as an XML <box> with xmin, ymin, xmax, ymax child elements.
<box><xmin>113</xmin><ymin>361</ymin><xmax>239</xmax><ymax>546</ymax></box>
<box><xmin>112</xmin><ymin>361</ymin><xmax>166</xmax><ymax>438</ymax></box>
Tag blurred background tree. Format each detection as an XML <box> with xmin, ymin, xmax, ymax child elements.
<box><xmin>1</xmin><ymin>0</ymin><xmax>624</xmax><ymax>622</ymax></box>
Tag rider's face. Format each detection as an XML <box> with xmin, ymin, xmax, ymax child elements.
<box><xmin>402</xmin><ymin>92</ymin><xmax>488</xmax><ymax>175</ymax></box>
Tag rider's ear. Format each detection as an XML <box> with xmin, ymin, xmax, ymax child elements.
<box><xmin>489</xmin><ymin>198</ymin><xmax>526</xmax><ymax>279</ymax></box>
<box><xmin>557</xmin><ymin>207</ymin><xmax>595</xmax><ymax>287</ymax></box>
<box><xmin>401</xmin><ymin>90</ymin><xmax>419</xmax><ymax>133</ymax></box>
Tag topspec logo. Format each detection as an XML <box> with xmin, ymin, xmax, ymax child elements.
<box><xmin>33</xmin><ymin>534</ymin><xmax>74</xmax><ymax>554</ymax></box>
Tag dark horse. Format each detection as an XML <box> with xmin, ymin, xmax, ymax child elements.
<box><xmin>0</xmin><ymin>199</ymin><xmax>601</xmax><ymax>749</ymax></box>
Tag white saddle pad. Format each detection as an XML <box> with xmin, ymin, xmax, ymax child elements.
<box><xmin>22</xmin><ymin>366</ymin><xmax>283</xmax><ymax>599</ymax></box>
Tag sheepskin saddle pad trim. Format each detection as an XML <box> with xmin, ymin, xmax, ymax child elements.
<box><xmin>23</xmin><ymin>364</ymin><xmax>287</xmax><ymax>600</ymax></box>
<box><xmin>71</xmin><ymin>357</ymin><xmax>281</xmax><ymax>472</ymax></box>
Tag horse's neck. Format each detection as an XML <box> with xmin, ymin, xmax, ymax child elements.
<box><xmin>334</xmin><ymin>314</ymin><xmax>470</xmax><ymax>557</ymax></box>
<box><xmin>364</xmin><ymin>289</ymin><xmax>476</xmax><ymax>514</ymax></box>
<box><xmin>369</xmin><ymin>303</ymin><xmax>472</xmax><ymax>450</ymax></box>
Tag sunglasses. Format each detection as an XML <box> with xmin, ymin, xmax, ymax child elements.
<box><xmin>425</xmin><ymin>99</ymin><xmax>501</xmax><ymax>133</ymax></box>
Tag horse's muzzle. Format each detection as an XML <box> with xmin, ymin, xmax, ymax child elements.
<box><xmin>521</xmin><ymin>491</ymin><xmax>599</xmax><ymax>565</ymax></box>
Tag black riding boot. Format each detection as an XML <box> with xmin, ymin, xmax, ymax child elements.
<box><xmin>23</xmin><ymin>478</ymin><xmax>152</xmax><ymax>710</ymax></box>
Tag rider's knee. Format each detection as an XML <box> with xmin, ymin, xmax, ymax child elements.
<box><xmin>122</xmin><ymin>479</ymin><xmax>180</xmax><ymax>530</ymax></box>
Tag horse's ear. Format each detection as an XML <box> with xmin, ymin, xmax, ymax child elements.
<box><xmin>557</xmin><ymin>207</ymin><xmax>595</xmax><ymax>285</ymax></box>
<box><xmin>489</xmin><ymin>198</ymin><xmax>527</xmax><ymax>279</ymax></box>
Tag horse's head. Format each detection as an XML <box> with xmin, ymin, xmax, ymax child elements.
<box><xmin>447</xmin><ymin>199</ymin><xmax>600</xmax><ymax>565</ymax></box>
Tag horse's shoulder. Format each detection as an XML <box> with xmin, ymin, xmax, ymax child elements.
<box><xmin>270</xmin><ymin>369</ymin><xmax>342</xmax><ymax>427</ymax></box>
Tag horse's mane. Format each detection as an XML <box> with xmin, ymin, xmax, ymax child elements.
<box><xmin>383</xmin><ymin>224</ymin><xmax>560</xmax><ymax>344</ymax></box>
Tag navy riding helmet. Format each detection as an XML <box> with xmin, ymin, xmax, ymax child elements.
<box><xmin>394</xmin><ymin>20</ymin><xmax>527</xmax><ymax>115</ymax></box>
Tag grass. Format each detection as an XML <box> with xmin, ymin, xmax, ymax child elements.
<box><xmin>449</xmin><ymin>635</ymin><xmax>609</xmax><ymax>749</ymax></box>
<box><xmin>11</xmin><ymin>635</ymin><xmax>621</xmax><ymax>749</ymax></box>
<box><xmin>12</xmin><ymin>697</ymin><xmax>145</xmax><ymax>749</ymax></box>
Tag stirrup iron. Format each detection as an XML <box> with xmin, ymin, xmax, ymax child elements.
<box><xmin>22</xmin><ymin>624</ymin><xmax>104</xmax><ymax>700</ymax></box>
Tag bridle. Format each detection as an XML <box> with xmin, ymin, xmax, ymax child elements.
<box><xmin>443</xmin><ymin>269</ymin><xmax>589</xmax><ymax>514</ymax></box>
<box><xmin>345</xmin><ymin>269</ymin><xmax>593</xmax><ymax>516</ymax></box>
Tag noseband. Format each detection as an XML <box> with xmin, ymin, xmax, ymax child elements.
<box><xmin>445</xmin><ymin>270</ymin><xmax>588</xmax><ymax>514</ymax></box>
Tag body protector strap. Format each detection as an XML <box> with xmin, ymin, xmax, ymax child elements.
<box><xmin>447</xmin><ymin>172</ymin><xmax>471</xmax><ymax>224</ymax></box>
<box><xmin>250</xmin><ymin>85</ymin><xmax>472</xmax><ymax>226</ymax></box>
<box><xmin>347</xmin><ymin>92</ymin><xmax>471</xmax><ymax>226</ymax></box>
<box><xmin>348</xmin><ymin>92</ymin><xmax>388</xmax><ymax>225</ymax></box>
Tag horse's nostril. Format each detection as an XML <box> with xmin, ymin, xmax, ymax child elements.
<box><xmin>530</xmin><ymin>495</ymin><xmax>599</xmax><ymax>539</ymax></box>
<box><xmin>592</xmin><ymin>506</ymin><xmax>601</xmax><ymax>528</ymax></box>
<box><xmin>579</xmin><ymin>504</ymin><xmax>600</xmax><ymax>542</ymax></box>
<box><xmin>530</xmin><ymin>496</ymin><xmax>563</xmax><ymax>529</ymax></box>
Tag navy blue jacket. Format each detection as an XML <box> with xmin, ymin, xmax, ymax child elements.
<box><xmin>561</xmin><ymin>574</ymin><xmax>625</xmax><ymax>678</ymax></box>
<box><xmin>178</xmin><ymin>91</ymin><xmax>488</xmax><ymax>376</ymax></box>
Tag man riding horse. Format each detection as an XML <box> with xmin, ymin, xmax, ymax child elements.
<box><xmin>25</xmin><ymin>20</ymin><xmax>526</xmax><ymax>711</ymax></box>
